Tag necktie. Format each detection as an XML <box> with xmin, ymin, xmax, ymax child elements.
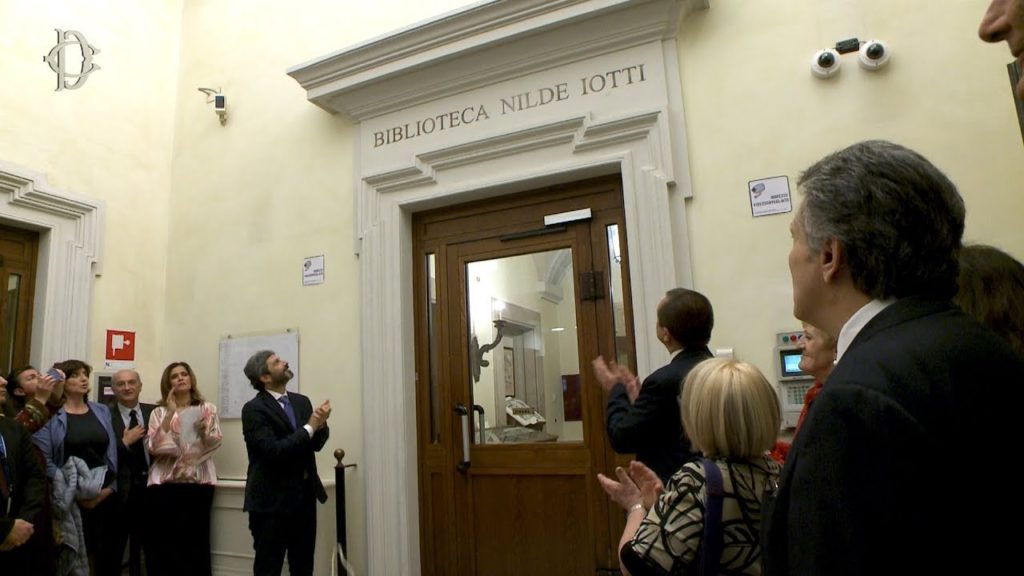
<box><xmin>279</xmin><ymin>395</ymin><xmax>298</xmax><ymax>429</ymax></box>
<box><xmin>128</xmin><ymin>409</ymin><xmax>148</xmax><ymax>468</ymax></box>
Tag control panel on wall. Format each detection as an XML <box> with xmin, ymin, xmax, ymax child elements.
<box><xmin>774</xmin><ymin>330</ymin><xmax>814</xmax><ymax>429</ymax></box>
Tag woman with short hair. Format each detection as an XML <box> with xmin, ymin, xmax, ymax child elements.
<box><xmin>599</xmin><ymin>358</ymin><xmax>781</xmax><ymax>575</ymax></box>
<box><xmin>32</xmin><ymin>359</ymin><xmax>119</xmax><ymax>575</ymax></box>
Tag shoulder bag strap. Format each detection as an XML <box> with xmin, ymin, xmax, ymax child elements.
<box><xmin>700</xmin><ymin>458</ymin><xmax>725</xmax><ymax>576</ymax></box>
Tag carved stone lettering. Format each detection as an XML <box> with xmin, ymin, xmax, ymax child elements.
<box><xmin>371</xmin><ymin>63</ymin><xmax>649</xmax><ymax>149</ymax></box>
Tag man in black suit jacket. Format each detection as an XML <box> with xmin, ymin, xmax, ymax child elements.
<box><xmin>242</xmin><ymin>350</ymin><xmax>331</xmax><ymax>576</ymax></box>
<box><xmin>593</xmin><ymin>288</ymin><xmax>714</xmax><ymax>482</ymax></box>
<box><xmin>763</xmin><ymin>140</ymin><xmax>1023</xmax><ymax>575</ymax></box>
<box><xmin>1</xmin><ymin>412</ymin><xmax>47</xmax><ymax>573</ymax></box>
<box><xmin>109</xmin><ymin>369</ymin><xmax>155</xmax><ymax>576</ymax></box>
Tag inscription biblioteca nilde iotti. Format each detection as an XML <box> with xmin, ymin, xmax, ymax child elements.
<box><xmin>373</xmin><ymin>63</ymin><xmax>648</xmax><ymax>148</ymax></box>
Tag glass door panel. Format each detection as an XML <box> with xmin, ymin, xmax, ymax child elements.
<box><xmin>1</xmin><ymin>273</ymin><xmax>22</xmax><ymax>375</ymax></box>
<box><xmin>465</xmin><ymin>248</ymin><xmax>581</xmax><ymax>444</ymax></box>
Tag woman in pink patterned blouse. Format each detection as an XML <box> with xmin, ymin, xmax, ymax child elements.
<box><xmin>146</xmin><ymin>361</ymin><xmax>222</xmax><ymax>576</ymax></box>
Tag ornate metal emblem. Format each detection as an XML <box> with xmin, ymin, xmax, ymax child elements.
<box><xmin>44</xmin><ymin>29</ymin><xmax>100</xmax><ymax>91</ymax></box>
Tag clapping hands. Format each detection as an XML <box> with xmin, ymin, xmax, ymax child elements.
<box><xmin>597</xmin><ymin>460</ymin><xmax>664</xmax><ymax>512</ymax></box>
<box><xmin>591</xmin><ymin>356</ymin><xmax>641</xmax><ymax>402</ymax></box>
<box><xmin>308</xmin><ymin>400</ymin><xmax>332</xmax><ymax>431</ymax></box>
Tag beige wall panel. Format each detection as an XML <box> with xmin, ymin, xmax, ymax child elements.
<box><xmin>0</xmin><ymin>0</ymin><xmax>181</xmax><ymax>397</ymax></box>
<box><xmin>677</xmin><ymin>0</ymin><xmax>1023</xmax><ymax>383</ymax></box>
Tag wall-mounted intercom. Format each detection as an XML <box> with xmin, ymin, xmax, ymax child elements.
<box><xmin>774</xmin><ymin>330</ymin><xmax>814</xmax><ymax>429</ymax></box>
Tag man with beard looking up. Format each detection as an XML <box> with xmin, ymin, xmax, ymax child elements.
<box><xmin>241</xmin><ymin>350</ymin><xmax>331</xmax><ymax>576</ymax></box>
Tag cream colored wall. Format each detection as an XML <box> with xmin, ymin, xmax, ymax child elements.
<box><xmin>677</xmin><ymin>0</ymin><xmax>1024</xmax><ymax>385</ymax></box>
<box><xmin>5</xmin><ymin>0</ymin><xmax>1020</xmax><ymax>574</ymax></box>
<box><xmin>0</xmin><ymin>0</ymin><xmax>181</xmax><ymax>393</ymax></box>
<box><xmin>165</xmin><ymin>2</ymin><xmax>475</xmax><ymax>574</ymax></box>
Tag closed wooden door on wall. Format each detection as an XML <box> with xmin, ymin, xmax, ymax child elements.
<box><xmin>413</xmin><ymin>176</ymin><xmax>639</xmax><ymax>575</ymax></box>
<box><xmin>0</xmin><ymin>225</ymin><xmax>38</xmax><ymax>378</ymax></box>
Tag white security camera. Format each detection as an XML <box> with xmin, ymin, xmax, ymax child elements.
<box><xmin>858</xmin><ymin>40</ymin><xmax>890</xmax><ymax>70</ymax></box>
<box><xmin>214</xmin><ymin>94</ymin><xmax>227</xmax><ymax>125</ymax></box>
<box><xmin>811</xmin><ymin>48</ymin><xmax>841</xmax><ymax>78</ymax></box>
<box><xmin>197</xmin><ymin>87</ymin><xmax>227</xmax><ymax>126</ymax></box>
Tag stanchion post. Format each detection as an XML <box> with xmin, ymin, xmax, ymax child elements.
<box><xmin>334</xmin><ymin>448</ymin><xmax>349</xmax><ymax>575</ymax></box>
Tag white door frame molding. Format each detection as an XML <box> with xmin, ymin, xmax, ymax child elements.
<box><xmin>289</xmin><ymin>2</ymin><xmax>707</xmax><ymax>573</ymax></box>
<box><xmin>0</xmin><ymin>160</ymin><xmax>105</xmax><ymax>368</ymax></box>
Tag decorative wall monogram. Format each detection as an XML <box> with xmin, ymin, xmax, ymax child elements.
<box><xmin>44</xmin><ymin>29</ymin><xmax>100</xmax><ymax>91</ymax></box>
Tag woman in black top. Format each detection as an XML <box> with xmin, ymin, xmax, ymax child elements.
<box><xmin>33</xmin><ymin>360</ymin><xmax>120</xmax><ymax>575</ymax></box>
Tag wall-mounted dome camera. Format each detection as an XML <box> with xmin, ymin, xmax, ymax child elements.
<box><xmin>858</xmin><ymin>40</ymin><xmax>890</xmax><ymax>70</ymax></box>
<box><xmin>811</xmin><ymin>48</ymin><xmax>841</xmax><ymax>78</ymax></box>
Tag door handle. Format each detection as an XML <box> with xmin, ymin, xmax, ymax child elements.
<box><xmin>454</xmin><ymin>403</ymin><xmax>470</xmax><ymax>472</ymax></box>
<box><xmin>472</xmin><ymin>404</ymin><xmax>486</xmax><ymax>445</ymax></box>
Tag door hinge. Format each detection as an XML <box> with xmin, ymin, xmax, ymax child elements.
<box><xmin>579</xmin><ymin>271</ymin><xmax>605</xmax><ymax>301</ymax></box>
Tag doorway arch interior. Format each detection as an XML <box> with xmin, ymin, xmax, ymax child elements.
<box><xmin>288</xmin><ymin>1</ymin><xmax>708</xmax><ymax>572</ymax></box>
<box><xmin>0</xmin><ymin>159</ymin><xmax>104</xmax><ymax>367</ymax></box>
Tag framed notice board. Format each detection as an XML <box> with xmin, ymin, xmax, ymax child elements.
<box><xmin>218</xmin><ymin>330</ymin><xmax>299</xmax><ymax>419</ymax></box>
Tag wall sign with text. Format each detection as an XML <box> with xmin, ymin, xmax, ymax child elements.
<box><xmin>748</xmin><ymin>176</ymin><xmax>792</xmax><ymax>218</ymax></box>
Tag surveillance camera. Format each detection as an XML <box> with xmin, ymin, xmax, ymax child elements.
<box><xmin>811</xmin><ymin>48</ymin><xmax>841</xmax><ymax>78</ymax></box>
<box><xmin>858</xmin><ymin>40</ymin><xmax>890</xmax><ymax>70</ymax></box>
<box><xmin>214</xmin><ymin>94</ymin><xmax>226</xmax><ymax>113</ymax></box>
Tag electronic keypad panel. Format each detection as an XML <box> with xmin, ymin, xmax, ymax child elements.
<box><xmin>774</xmin><ymin>330</ymin><xmax>810</xmax><ymax>382</ymax></box>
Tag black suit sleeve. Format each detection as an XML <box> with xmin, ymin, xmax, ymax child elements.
<box><xmin>605</xmin><ymin>377</ymin><xmax>670</xmax><ymax>454</ymax></box>
<box><xmin>310</xmin><ymin>424</ymin><xmax>329</xmax><ymax>452</ymax></box>
<box><xmin>0</xmin><ymin>422</ymin><xmax>46</xmax><ymax>542</ymax></box>
<box><xmin>242</xmin><ymin>401</ymin><xmax>316</xmax><ymax>462</ymax></box>
<box><xmin>293</xmin><ymin>395</ymin><xmax>329</xmax><ymax>452</ymax></box>
<box><xmin>775</xmin><ymin>382</ymin><xmax>929</xmax><ymax>575</ymax></box>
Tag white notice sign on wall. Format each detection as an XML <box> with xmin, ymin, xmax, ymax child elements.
<box><xmin>748</xmin><ymin>175</ymin><xmax>792</xmax><ymax>217</ymax></box>
<box><xmin>302</xmin><ymin>255</ymin><xmax>325</xmax><ymax>286</ymax></box>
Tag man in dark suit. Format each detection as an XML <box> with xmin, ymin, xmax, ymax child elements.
<box><xmin>109</xmin><ymin>369</ymin><xmax>155</xmax><ymax>576</ymax></box>
<box><xmin>1</xmin><ymin>406</ymin><xmax>47</xmax><ymax>573</ymax></box>
<box><xmin>242</xmin><ymin>350</ymin><xmax>331</xmax><ymax>576</ymax></box>
<box><xmin>763</xmin><ymin>140</ymin><xmax>1023</xmax><ymax>575</ymax></box>
<box><xmin>592</xmin><ymin>288</ymin><xmax>714</xmax><ymax>482</ymax></box>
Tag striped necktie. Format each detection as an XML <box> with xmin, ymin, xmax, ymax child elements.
<box><xmin>279</xmin><ymin>395</ymin><xmax>298</xmax><ymax>429</ymax></box>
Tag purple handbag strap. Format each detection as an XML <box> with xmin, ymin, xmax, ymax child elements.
<box><xmin>701</xmin><ymin>458</ymin><xmax>725</xmax><ymax>576</ymax></box>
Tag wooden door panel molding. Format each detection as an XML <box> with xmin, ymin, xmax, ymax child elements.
<box><xmin>414</xmin><ymin>176</ymin><xmax>626</xmax><ymax>574</ymax></box>
<box><xmin>469</xmin><ymin>474</ymin><xmax>594</xmax><ymax>576</ymax></box>
<box><xmin>0</xmin><ymin>160</ymin><xmax>104</xmax><ymax>365</ymax></box>
<box><xmin>416</xmin><ymin>178</ymin><xmax>624</xmax><ymax>245</ymax></box>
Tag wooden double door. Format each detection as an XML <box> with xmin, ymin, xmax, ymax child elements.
<box><xmin>0</xmin><ymin>225</ymin><xmax>38</xmax><ymax>377</ymax></box>
<box><xmin>413</xmin><ymin>176</ymin><xmax>637</xmax><ymax>575</ymax></box>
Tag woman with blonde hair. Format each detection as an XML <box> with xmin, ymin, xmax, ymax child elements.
<box><xmin>146</xmin><ymin>361</ymin><xmax>222</xmax><ymax>576</ymax></box>
<box><xmin>599</xmin><ymin>358</ymin><xmax>781</xmax><ymax>575</ymax></box>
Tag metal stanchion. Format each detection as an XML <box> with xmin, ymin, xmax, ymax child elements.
<box><xmin>334</xmin><ymin>449</ymin><xmax>357</xmax><ymax>576</ymax></box>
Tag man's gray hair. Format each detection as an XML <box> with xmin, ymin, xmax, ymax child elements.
<box><xmin>244</xmin><ymin>350</ymin><xmax>275</xmax><ymax>390</ymax></box>
<box><xmin>113</xmin><ymin>368</ymin><xmax>142</xmax><ymax>383</ymax></box>
<box><xmin>798</xmin><ymin>140</ymin><xmax>965</xmax><ymax>300</ymax></box>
